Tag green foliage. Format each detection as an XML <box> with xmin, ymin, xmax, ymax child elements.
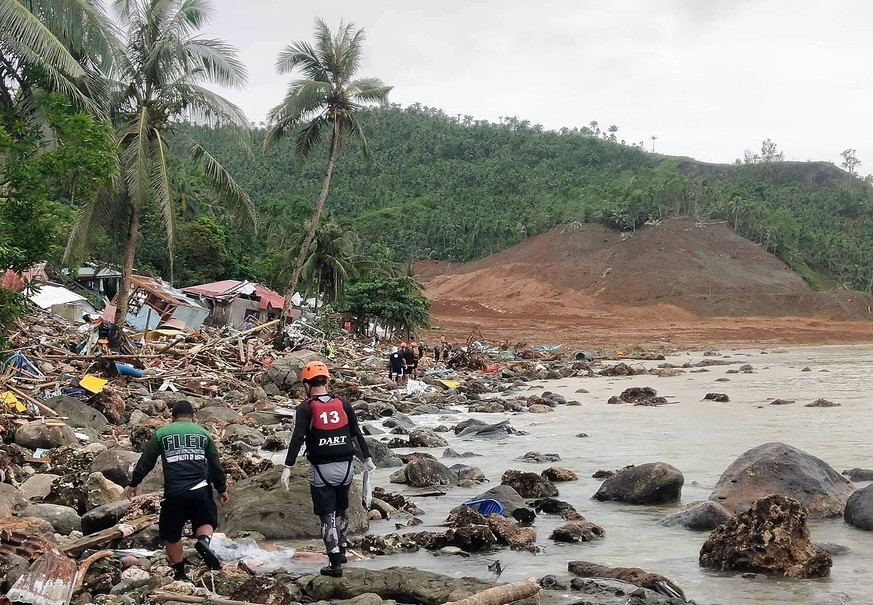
<box><xmin>340</xmin><ymin>275</ymin><xmax>430</xmax><ymax>337</ymax></box>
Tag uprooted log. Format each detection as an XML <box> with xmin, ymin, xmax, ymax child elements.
<box><xmin>73</xmin><ymin>550</ymin><xmax>113</xmax><ymax>593</ymax></box>
<box><xmin>567</xmin><ymin>561</ymin><xmax>685</xmax><ymax>600</ymax></box>
<box><xmin>444</xmin><ymin>579</ymin><xmax>541</xmax><ymax>605</ymax></box>
<box><xmin>62</xmin><ymin>514</ymin><xmax>158</xmax><ymax>557</ymax></box>
<box><xmin>151</xmin><ymin>592</ymin><xmax>262</xmax><ymax>605</ymax></box>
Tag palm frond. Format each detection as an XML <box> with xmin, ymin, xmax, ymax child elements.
<box><xmin>348</xmin><ymin>77</ymin><xmax>392</xmax><ymax>104</ymax></box>
<box><xmin>294</xmin><ymin>114</ymin><xmax>330</xmax><ymax>161</ymax></box>
<box><xmin>172</xmin><ymin>80</ymin><xmax>249</xmax><ymax>127</ymax></box>
<box><xmin>152</xmin><ymin>130</ymin><xmax>176</xmax><ymax>278</ymax></box>
<box><xmin>120</xmin><ymin>105</ymin><xmax>154</xmax><ymax>213</ymax></box>
<box><xmin>343</xmin><ymin>111</ymin><xmax>372</xmax><ymax>162</ymax></box>
<box><xmin>335</xmin><ymin>22</ymin><xmax>364</xmax><ymax>84</ymax></box>
<box><xmin>180</xmin><ymin>37</ymin><xmax>247</xmax><ymax>88</ymax></box>
<box><xmin>166</xmin><ymin>0</ymin><xmax>212</xmax><ymax>35</ymax></box>
<box><xmin>275</xmin><ymin>40</ymin><xmax>327</xmax><ymax>81</ymax></box>
<box><xmin>263</xmin><ymin>87</ymin><xmax>328</xmax><ymax>152</ymax></box>
<box><xmin>186</xmin><ymin>136</ymin><xmax>256</xmax><ymax>229</ymax></box>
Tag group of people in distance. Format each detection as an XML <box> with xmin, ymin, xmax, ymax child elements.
<box><xmin>386</xmin><ymin>335</ymin><xmax>454</xmax><ymax>382</ymax></box>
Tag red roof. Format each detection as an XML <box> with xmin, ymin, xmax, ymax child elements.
<box><xmin>182</xmin><ymin>280</ymin><xmax>286</xmax><ymax>311</ymax></box>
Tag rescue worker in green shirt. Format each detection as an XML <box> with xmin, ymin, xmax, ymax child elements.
<box><xmin>126</xmin><ymin>400</ymin><xmax>229</xmax><ymax>580</ymax></box>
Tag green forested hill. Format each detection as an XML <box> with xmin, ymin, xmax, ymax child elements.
<box><xmin>141</xmin><ymin>104</ymin><xmax>873</xmax><ymax>292</ymax></box>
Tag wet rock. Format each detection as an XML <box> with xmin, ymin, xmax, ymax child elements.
<box><xmin>129</xmin><ymin>424</ymin><xmax>155</xmax><ymax>453</ymax></box>
<box><xmin>262</xmin><ymin>431</ymin><xmax>291</xmax><ymax>451</ymax></box>
<box><xmin>592</xmin><ymin>469</ymin><xmax>612</xmax><ymax>478</ymax></box>
<box><xmin>567</xmin><ymin>561</ymin><xmax>685</xmax><ymax>600</ymax></box>
<box><xmin>576</xmin><ymin>432</ymin><xmax>589</xmax><ymax>438</ymax></box>
<box><xmin>844</xmin><ymin>484</ymin><xmax>873</xmax><ymax>530</ymax></box>
<box><xmin>610</xmin><ymin>386</ymin><xmax>666</xmax><ymax>406</ymax></box>
<box><xmin>81</xmin><ymin>557</ymin><xmax>121</xmax><ymax>594</ymax></box>
<box><xmin>20</xmin><ymin>473</ymin><xmax>60</xmax><ymax>501</ymax></box>
<box><xmin>81</xmin><ymin>499</ymin><xmax>131</xmax><ymax>534</ymax></box>
<box><xmin>550</xmin><ymin>520</ymin><xmax>605</xmax><ymax>542</ymax></box>
<box><xmin>405</xmin><ymin>458</ymin><xmax>458</xmax><ymax>488</ymax></box>
<box><xmin>22</xmin><ymin>503</ymin><xmax>81</xmax><ymax>535</ymax></box>
<box><xmin>230</xmin><ymin>576</ymin><xmax>294</xmax><ymax>605</ymax></box>
<box><xmin>704</xmin><ymin>392</ymin><xmax>730</xmax><ymax>402</ymax></box>
<box><xmin>260</xmin><ymin>349</ymin><xmax>329</xmax><ymax>392</ymax></box>
<box><xmin>85</xmin><ymin>472</ymin><xmax>124</xmax><ymax>510</ymax></box>
<box><xmin>501</xmin><ymin>470</ymin><xmax>558</xmax><ymax>498</ymax></box>
<box><xmin>599</xmin><ymin>363</ymin><xmax>646</xmax><ymax>377</ymax></box>
<box><xmin>357</xmin><ymin>533</ymin><xmax>419</xmax><ymax>555</ymax></box>
<box><xmin>653</xmin><ymin>368</ymin><xmax>685</xmax><ymax>377</ymax></box>
<box><xmin>14</xmin><ymin>420</ymin><xmax>79</xmax><ymax>449</ymax></box>
<box><xmin>224</xmin><ymin>424</ymin><xmax>266</xmax><ymax>447</ymax></box>
<box><xmin>90</xmin><ymin>449</ymin><xmax>140</xmax><ymax>487</ymax></box>
<box><xmin>303</xmin><ymin>566</ymin><xmax>493</xmax><ymax>605</ymax></box>
<box><xmin>362</xmin><ymin>425</ymin><xmax>385</xmax><ymax>436</ymax></box>
<box><xmin>466</xmin><ymin>485</ymin><xmax>529</xmax><ymax>517</ymax></box>
<box><xmin>0</xmin><ymin>483</ymin><xmax>27</xmax><ymax>517</ymax></box>
<box><xmin>699</xmin><ymin>494</ymin><xmax>832</xmax><ymax>578</ymax></box>
<box><xmin>42</xmin><ymin>396</ymin><xmax>107</xmax><ymax>429</ymax></box>
<box><xmin>516</xmin><ymin>452</ymin><xmax>561</xmax><ymax>464</ymax></box>
<box><xmin>486</xmin><ymin>514</ymin><xmax>537</xmax><ymax>551</ymax></box>
<box><xmin>196</xmin><ymin>406</ymin><xmax>239</xmax><ymax>423</ymax></box>
<box><xmin>593</xmin><ymin>462</ymin><xmax>683</xmax><ymax>505</ymax></box>
<box><xmin>531</xmin><ymin>497</ymin><xmax>576</xmax><ymax>515</ymax></box>
<box><xmin>528</xmin><ymin>404</ymin><xmax>554</xmax><ymax>413</ymax></box>
<box><xmin>450</xmin><ymin>464</ymin><xmax>486</xmax><ymax>483</ymax></box>
<box><xmin>816</xmin><ymin>542</ymin><xmax>852</xmax><ymax>557</ymax></box>
<box><xmin>362</xmin><ymin>437</ymin><xmax>403</xmax><ymax>468</ymax></box>
<box><xmin>770</xmin><ymin>399</ymin><xmax>795</xmax><ymax>405</ymax></box>
<box><xmin>542</xmin><ymin>467</ymin><xmax>578</xmax><ymax>482</ymax></box>
<box><xmin>456</xmin><ymin>419</ymin><xmax>515</xmax><ymax>438</ymax></box>
<box><xmin>709</xmin><ymin>442</ymin><xmax>853</xmax><ymax>518</ymax></box>
<box><xmin>408</xmin><ymin>525</ymin><xmax>497</xmax><ymax>552</ymax></box>
<box><xmin>806</xmin><ymin>398</ymin><xmax>841</xmax><ymax>408</ymax></box>
<box><xmin>408</xmin><ymin>429</ymin><xmax>449</xmax><ymax>448</ymax></box>
<box><xmin>443</xmin><ymin>448</ymin><xmax>481</xmax><ymax>459</ymax></box>
<box><xmin>739</xmin><ymin>364</ymin><xmax>754</xmax><ymax>373</ymax></box>
<box><xmin>843</xmin><ymin>468</ymin><xmax>873</xmax><ymax>482</ymax></box>
<box><xmin>658</xmin><ymin>500</ymin><xmax>734</xmax><ymax>531</ymax></box>
<box><xmin>221</xmin><ymin>464</ymin><xmax>367</xmax><ymax>539</ymax></box>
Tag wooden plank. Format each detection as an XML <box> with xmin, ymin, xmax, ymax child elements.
<box><xmin>61</xmin><ymin>515</ymin><xmax>158</xmax><ymax>557</ymax></box>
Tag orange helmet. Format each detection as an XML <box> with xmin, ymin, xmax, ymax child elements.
<box><xmin>301</xmin><ymin>361</ymin><xmax>329</xmax><ymax>382</ymax></box>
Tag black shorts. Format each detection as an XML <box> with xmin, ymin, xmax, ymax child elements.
<box><xmin>310</xmin><ymin>482</ymin><xmax>351</xmax><ymax>516</ymax></box>
<box><xmin>159</xmin><ymin>486</ymin><xmax>218</xmax><ymax>542</ymax></box>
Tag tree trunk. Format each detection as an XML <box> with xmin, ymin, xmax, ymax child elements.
<box><xmin>274</xmin><ymin>126</ymin><xmax>339</xmax><ymax>348</ymax></box>
<box><xmin>113</xmin><ymin>202</ymin><xmax>142</xmax><ymax>327</ymax></box>
<box><xmin>443</xmin><ymin>579</ymin><xmax>541</xmax><ymax>605</ymax></box>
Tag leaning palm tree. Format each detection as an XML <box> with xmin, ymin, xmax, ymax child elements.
<box><xmin>264</xmin><ymin>18</ymin><xmax>392</xmax><ymax>346</ymax></box>
<box><xmin>0</xmin><ymin>0</ymin><xmax>118</xmax><ymax>116</ymax></box>
<box><xmin>65</xmin><ymin>0</ymin><xmax>254</xmax><ymax>327</ymax></box>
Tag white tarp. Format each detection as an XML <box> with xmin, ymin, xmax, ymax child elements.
<box><xmin>28</xmin><ymin>285</ymin><xmax>86</xmax><ymax>309</ymax></box>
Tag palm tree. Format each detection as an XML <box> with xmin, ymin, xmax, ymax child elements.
<box><xmin>0</xmin><ymin>0</ymin><xmax>118</xmax><ymax>117</ymax></box>
<box><xmin>650</xmin><ymin>135</ymin><xmax>658</xmax><ymax>152</ymax></box>
<box><xmin>264</xmin><ymin>18</ymin><xmax>392</xmax><ymax>346</ymax></box>
<box><xmin>65</xmin><ymin>0</ymin><xmax>255</xmax><ymax>326</ymax></box>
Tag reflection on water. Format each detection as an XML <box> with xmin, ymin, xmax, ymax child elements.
<box><xmin>290</xmin><ymin>345</ymin><xmax>873</xmax><ymax>605</ymax></box>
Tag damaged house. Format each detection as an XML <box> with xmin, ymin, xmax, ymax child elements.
<box><xmin>181</xmin><ymin>280</ymin><xmax>291</xmax><ymax>328</ymax></box>
<box><xmin>105</xmin><ymin>275</ymin><xmax>208</xmax><ymax>330</ymax></box>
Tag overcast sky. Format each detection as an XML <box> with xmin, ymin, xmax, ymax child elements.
<box><xmin>206</xmin><ymin>0</ymin><xmax>872</xmax><ymax>169</ymax></box>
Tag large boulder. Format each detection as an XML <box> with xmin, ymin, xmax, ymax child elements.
<box><xmin>90</xmin><ymin>448</ymin><xmax>140</xmax><ymax>487</ymax></box>
<box><xmin>467</xmin><ymin>485</ymin><xmax>529</xmax><ymax>515</ymax></box>
<box><xmin>20</xmin><ymin>473</ymin><xmax>60</xmax><ymax>501</ymax></box>
<box><xmin>360</xmin><ymin>437</ymin><xmax>402</xmax><ymax>468</ymax></box>
<box><xmin>408</xmin><ymin>429</ymin><xmax>449</xmax><ymax>449</ymax></box>
<box><xmin>501</xmin><ymin>470</ymin><xmax>558</xmax><ymax>498</ymax></box>
<box><xmin>550</xmin><ymin>520</ymin><xmax>606</xmax><ymax>543</ymax></box>
<box><xmin>85</xmin><ymin>472</ymin><xmax>124</xmax><ymax>510</ymax></box>
<box><xmin>42</xmin><ymin>396</ymin><xmax>107</xmax><ymax>429</ymax></box>
<box><xmin>223</xmin><ymin>424</ymin><xmax>266</xmax><ymax>447</ymax></box>
<box><xmin>844</xmin><ymin>484</ymin><xmax>873</xmax><ymax>530</ymax></box>
<box><xmin>21</xmin><ymin>503</ymin><xmax>82</xmax><ymax>535</ymax></box>
<box><xmin>843</xmin><ymin>468</ymin><xmax>873</xmax><ymax>482</ymax></box>
<box><xmin>0</xmin><ymin>484</ymin><xmax>27</xmax><ymax>517</ymax></box>
<box><xmin>709</xmin><ymin>442</ymin><xmax>854</xmax><ymax>518</ymax></box>
<box><xmin>260</xmin><ymin>349</ymin><xmax>329</xmax><ymax>392</ymax></box>
<box><xmin>221</xmin><ymin>464</ymin><xmax>368</xmax><ymax>539</ymax></box>
<box><xmin>81</xmin><ymin>499</ymin><xmax>131</xmax><ymax>534</ymax></box>
<box><xmin>196</xmin><ymin>406</ymin><xmax>240</xmax><ymax>424</ymax></box>
<box><xmin>405</xmin><ymin>458</ymin><xmax>457</xmax><ymax>488</ymax></box>
<box><xmin>303</xmin><ymin>567</ymin><xmax>493</xmax><ymax>605</ymax></box>
<box><xmin>659</xmin><ymin>501</ymin><xmax>734</xmax><ymax>531</ymax></box>
<box><xmin>14</xmin><ymin>420</ymin><xmax>79</xmax><ymax>450</ymax></box>
<box><xmin>700</xmin><ymin>494</ymin><xmax>831</xmax><ymax>578</ymax></box>
<box><xmin>592</xmin><ymin>463</ymin><xmax>683</xmax><ymax>505</ymax></box>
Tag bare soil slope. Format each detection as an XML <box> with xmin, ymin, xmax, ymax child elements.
<box><xmin>418</xmin><ymin>219</ymin><xmax>873</xmax><ymax>347</ymax></box>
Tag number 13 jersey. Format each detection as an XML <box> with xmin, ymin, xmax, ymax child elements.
<box><xmin>305</xmin><ymin>395</ymin><xmax>355</xmax><ymax>463</ymax></box>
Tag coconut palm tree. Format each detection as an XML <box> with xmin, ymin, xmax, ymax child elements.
<box><xmin>0</xmin><ymin>0</ymin><xmax>118</xmax><ymax>116</ymax></box>
<box><xmin>264</xmin><ymin>18</ymin><xmax>392</xmax><ymax>346</ymax></box>
<box><xmin>65</xmin><ymin>0</ymin><xmax>254</xmax><ymax>326</ymax></box>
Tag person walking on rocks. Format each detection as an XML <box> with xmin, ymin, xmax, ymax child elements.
<box><xmin>388</xmin><ymin>346</ymin><xmax>404</xmax><ymax>382</ymax></box>
<box><xmin>281</xmin><ymin>362</ymin><xmax>375</xmax><ymax>577</ymax></box>
<box><xmin>126</xmin><ymin>399</ymin><xmax>228</xmax><ymax>580</ymax></box>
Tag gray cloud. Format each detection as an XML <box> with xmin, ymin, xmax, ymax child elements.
<box><xmin>207</xmin><ymin>0</ymin><xmax>873</xmax><ymax>170</ymax></box>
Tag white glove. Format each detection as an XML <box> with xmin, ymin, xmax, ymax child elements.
<box><xmin>362</xmin><ymin>458</ymin><xmax>376</xmax><ymax>473</ymax></box>
<box><xmin>281</xmin><ymin>466</ymin><xmax>291</xmax><ymax>490</ymax></box>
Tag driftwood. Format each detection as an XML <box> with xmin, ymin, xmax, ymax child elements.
<box><xmin>62</xmin><ymin>514</ymin><xmax>157</xmax><ymax>557</ymax></box>
<box><xmin>74</xmin><ymin>549</ymin><xmax>113</xmax><ymax>593</ymax></box>
<box><xmin>444</xmin><ymin>579</ymin><xmax>541</xmax><ymax>605</ymax></box>
<box><xmin>151</xmin><ymin>592</ymin><xmax>262</xmax><ymax>605</ymax></box>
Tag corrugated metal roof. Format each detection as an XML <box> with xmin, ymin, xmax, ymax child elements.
<box><xmin>28</xmin><ymin>285</ymin><xmax>86</xmax><ymax>309</ymax></box>
<box><xmin>182</xmin><ymin>280</ymin><xmax>287</xmax><ymax>310</ymax></box>
<box><xmin>5</xmin><ymin>543</ymin><xmax>77</xmax><ymax>605</ymax></box>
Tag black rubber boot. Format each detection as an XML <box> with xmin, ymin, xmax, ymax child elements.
<box><xmin>172</xmin><ymin>562</ymin><xmax>188</xmax><ymax>581</ymax></box>
<box><xmin>195</xmin><ymin>535</ymin><xmax>222</xmax><ymax>571</ymax></box>
<box><xmin>339</xmin><ymin>545</ymin><xmax>348</xmax><ymax>564</ymax></box>
<box><xmin>320</xmin><ymin>553</ymin><xmax>343</xmax><ymax>577</ymax></box>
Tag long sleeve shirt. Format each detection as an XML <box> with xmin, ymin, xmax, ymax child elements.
<box><xmin>130</xmin><ymin>421</ymin><xmax>227</xmax><ymax>496</ymax></box>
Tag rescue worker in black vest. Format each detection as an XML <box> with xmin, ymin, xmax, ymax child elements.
<box><xmin>281</xmin><ymin>362</ymin><xmax>374</xmax><ymax>577</ymax></box>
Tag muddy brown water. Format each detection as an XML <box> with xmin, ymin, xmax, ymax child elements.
<box><xmin>275</xmin><ymin>346</ymin><xmax>873</xmax><ymax>605</ymax></box>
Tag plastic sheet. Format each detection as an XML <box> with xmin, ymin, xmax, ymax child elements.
<box><xmin>208</xmin><ymin>533</ymin><xmax>295</xmax><ymax>563</ymax></box>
